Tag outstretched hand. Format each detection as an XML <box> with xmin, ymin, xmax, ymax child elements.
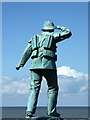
<box><xmin>16</xmin><ymin>65</ymin><xmax>21</xmax><ymax>70</ymax></box>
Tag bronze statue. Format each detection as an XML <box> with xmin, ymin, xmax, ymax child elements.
<box><xmin>16</xmin><ymin>20</ymin><xmax>72</xmax><ymax>118</ymax></box>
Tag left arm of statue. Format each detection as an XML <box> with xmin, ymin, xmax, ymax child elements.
<box><xmin>16</xmin><ymin>42</ymin><xmax>32</xmax><ymax>70</ymax></box>
<box><xmin>54</xmin><ymin>26</ymin><xmax>72</xmax><ymax>43</ymax></box>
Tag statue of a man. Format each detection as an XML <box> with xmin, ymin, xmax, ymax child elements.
<box><xmin>16</xmin><ymin>20</ymin><xmax>72</xmax><ymax>118</ymax></box>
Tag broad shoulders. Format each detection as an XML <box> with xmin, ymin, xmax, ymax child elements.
<box><xmin>37</xmin><ymin>32</ymin><xmax>60</xmax><ymax>38</ymax></box>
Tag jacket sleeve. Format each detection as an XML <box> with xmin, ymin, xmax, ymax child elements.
<box><xmin>18</xmin><ymin>41</ymin><xmax>32</xmax><ymax>67</ymax></box>
<box><xmin>54</xmin><ymin>27</ymin><xmax>72</xmax><ymax>43</ymax></box>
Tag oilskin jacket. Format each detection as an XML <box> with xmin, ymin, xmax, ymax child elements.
<box><xmin>31</xmin><ymin>34</ymin><xmax>57</xmax><ymax>59</ymax></box>
<box><xmin>18</xmin><ymin>27</ymin><xmax>72</xmax><ymax>70</ymax></box>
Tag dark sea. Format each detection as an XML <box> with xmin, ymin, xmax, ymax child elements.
<box><xmin>1</xmin><ymin>107</ymin><xmax>89</xmax><ymax>119</ymax></box>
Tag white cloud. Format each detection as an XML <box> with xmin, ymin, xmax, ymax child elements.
<box><xmin>79</xmin><ymin>86</ymin><xmax>88</xmax><ymax>94</ymax></box>
<box><xmin>57</xmin><ymin>66</ymin><xmax>88</xmax><ymax>80</ymax></box>
<box><xmin>2</xmin><ymin>77</ymin><xmax>29</xmax><ymax>95</ymax></box>
<box><xmin>57</xmin><ymin>66</ymin><xmax>88</xmax><ymax>95</ymax></box>
<box><xmin>2</xmin><ymin>66</ymin><xmax>88</xmax><ymax>96</ymax></box>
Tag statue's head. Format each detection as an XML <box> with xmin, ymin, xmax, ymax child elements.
<box><xmin>42</xmin><ymin>20</ymin><xmax>55</xmax><ymax>32</ymax></box>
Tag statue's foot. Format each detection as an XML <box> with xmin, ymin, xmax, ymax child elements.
<box><xmin>25</xmin><ymin>115</ymin><xmax>31</xmax><ymax>118</ymax></box>
<box><xmin>48</xmin><ymin>112</ymin><xmax>60</xmax><ymax>117</ymax></box>
<box><xmin>25</xmin><ymin>111</ymin><xmax>35</xmax><ymax>118</ymax></box>
<box><xmin>25</xmin><ymin>115</ymin><xmax>36</xmax><ymax>118</ymax></box>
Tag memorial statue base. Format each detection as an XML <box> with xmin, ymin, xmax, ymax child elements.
<box><xmin>1</xmin><ymin>117</ymin><xmax>89</xmax><ymax>120</ymax></box>
<box><xmin>25</xmin><ymin>116</ymin><xmax>63</xmax><ymax>120</ymax></box>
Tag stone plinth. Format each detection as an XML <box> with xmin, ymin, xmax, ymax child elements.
<box><xmin>1</xmin><ymin>117</ymin><xmax>89</xmax><ymax>120</ymax></box>
<box><xmin>26</xmin><ymin>116</ymin><xmax>63</xmax><ymax>120</ymax></box>
<box><xmin>1</xmin><ymin>116</ymin><xmax>63</xmax><ymax>120</ymax></box>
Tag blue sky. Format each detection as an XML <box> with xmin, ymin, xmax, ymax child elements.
<box><xmin>2</xmin><ymin>2</ymin><xmax>88</xmax><ymax>106</ymax></box>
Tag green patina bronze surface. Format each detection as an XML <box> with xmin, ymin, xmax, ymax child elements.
<box><xmin>16</xmin><ymin>20</ymin><xmax>72</xmax><ymax>118</ymax></box>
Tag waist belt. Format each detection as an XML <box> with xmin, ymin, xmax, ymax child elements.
<box><xmin>38</xmin><ymin>47</ymin><xmax>55</xmax><ymax>52</ymax></box>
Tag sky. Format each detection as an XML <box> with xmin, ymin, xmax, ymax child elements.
<box><xmin>2</xmin><ymin>2</ymin><xmax>88</xmax><ymax>106</ymax></box>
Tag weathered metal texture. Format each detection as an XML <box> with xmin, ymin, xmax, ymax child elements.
<box><xmin>16</xmin><ymin>20</ymin><xmax>72</xmax><ymax>118</ymax></box>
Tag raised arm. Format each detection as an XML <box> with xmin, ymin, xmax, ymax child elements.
<box><xmin>16</xmin><ymin>41</ymin><xmax>32</xmax><ymax>70</ymax></box>
<box><xmin>54</xmin><ymin>26</ymin><xmax>72</xmax><ymax>43</ymax></box>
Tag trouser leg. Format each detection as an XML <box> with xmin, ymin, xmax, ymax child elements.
<box><xmin>26</xmin><ymin>70</ymin><xmax>42</xmax><ymax>114</ymax></box>
<box><xmin>44</xmin><ymin>70</ymin><xmax>59</xmax><ymax>115</ymax></box>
